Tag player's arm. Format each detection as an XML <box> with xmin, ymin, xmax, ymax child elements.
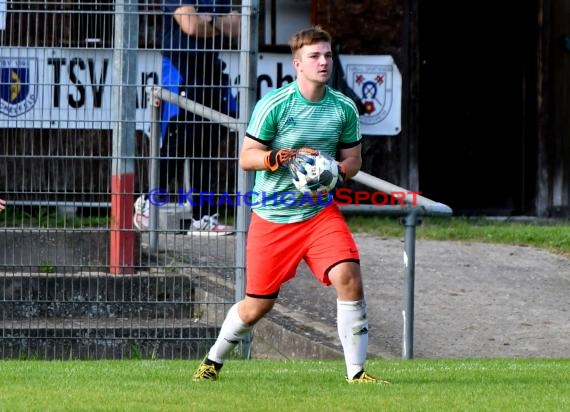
<box><xmin>338</xmin><ymin>143</ymin><xmax>362</xmax><ymax>180</ymax></box>
<box><xmin>173</xmin><ymin>5</ymin><xmax>217</xmax><ymax>38</ymax></box>
<box><xmin>239</xmin><ymin>135</ymin><xmax>313</xmax><ymax>172</ymax></box>
<box><xmin>239</xmin><ymin>136</ymin><xmax>272</xmax><ymax>171</ymax></box>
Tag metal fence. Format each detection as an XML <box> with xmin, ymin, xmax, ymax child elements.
<box><xmin>0</xmin><ymin>1</ymin><xmax>257</xmax><ymax>360</ymax></box>
<box><xmin>0</xmin><ymin>1</ymin><xmax>453</xmax><ymax>361</ymax></box>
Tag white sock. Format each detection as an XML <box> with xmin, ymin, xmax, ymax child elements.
<box><xmin>337</xmin><ymin>299</ymin><xmax>369</xmax><ymax>379</ymax></box>
<box><xmin>207</xmin><ymin>303</ymin><xmax>252</xmax><ymax>364</ymax></box>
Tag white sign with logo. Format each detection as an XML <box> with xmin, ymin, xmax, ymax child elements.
<box><xmin>344</xmin><ymin>55</ymin><xmax>401</xmax><ymax>135</ymax></box>
<box><xmin>254</xmin><ymin>53</ymin><xmax>401</xmax><ymax>135</ymax></box>
<box><xmin>0</xmin><ymin>48</ymin><xmax>401</xmax><ymax>136</ymax></box>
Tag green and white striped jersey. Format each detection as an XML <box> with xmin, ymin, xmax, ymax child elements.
<box><xmin>245</xmin><ymin>81</ymin><xmax>361</xmax><ymax>223</ymax></box>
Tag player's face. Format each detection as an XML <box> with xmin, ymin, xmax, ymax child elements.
<box><xmin>294</xmin><ymin>41</ymin><xmax>333</xmax><ymax>85</ymax></box>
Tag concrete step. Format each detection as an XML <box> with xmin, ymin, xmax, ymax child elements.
<box><xmin>0</xmin><ymin>317</ymin><xmax>219</xmax><ymax>360</ymax></box>
<box><xmin>1</xmin><ymin>272</ymin><xmax>195</xmax><ymax>318</ymax></box>
<box><xmin>0</xmin><ymin>230</ymin><xmax>112</xmax><ymax>273</ymax></box>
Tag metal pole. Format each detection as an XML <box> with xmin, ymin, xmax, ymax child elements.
<box><xmin>401</xmin><ymin>208</ymin><xmax>419</xmax><ymax>359</ymax></box>
<box><xmin>148</xmin><ymin>92</ymin><xmax>161</xmax><ymax>251</ymax></box>
<box><xmin>236</xmin><ymin>0</ymin><xmax>258</xmax><ymax>359</ymax></box>
<box><xmin>110</xmin><ymin>1</ymin><xmax>138</xmax><ymax>274</ymax></box>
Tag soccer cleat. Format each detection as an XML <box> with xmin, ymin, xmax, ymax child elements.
<box><xmin>192</xmin><ymin>358</ymin><xmax>220</xmax><ymax>381</ymax></box>
<box><xmin>345</xmin><ymin>370</ymin><xmax>391</xmax><ymax>385</ymax></box>
<box><xmin>187</xmin><ymin>213</ymin><xmax>234</xmax><ymax>236</ymax></box>
<box><xmin>133</xmin><ymin>195</ymin><xmax>150</xmax><ymax>231</ymax></box>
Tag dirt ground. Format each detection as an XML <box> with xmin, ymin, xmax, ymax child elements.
<box><xmin>277</xmin><ymin>234</ymin><xmax>570</xmax><ymax>359</ymax></box>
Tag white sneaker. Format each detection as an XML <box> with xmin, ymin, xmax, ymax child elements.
<box><xmin>133</xmin><ymin>195</ymin><xmax>150</xmax><ymax>231</ymax></box>
<box><xmin>187</xmin><ymin>213</ymin><xmax>234</xmax><ymax>236</ymax></box>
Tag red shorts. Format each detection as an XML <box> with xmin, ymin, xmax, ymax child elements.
<box><xmin>245</xmin><ymin>203</ymin><xmax>360</xmax><ymax>297</ymax></box>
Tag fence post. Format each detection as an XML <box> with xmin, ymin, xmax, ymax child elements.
<box><xmin>110</xmin><ymin>1</ymin><xmax>139</xmax><ymax>274</ymax></box>
<box><xmin>148</xmin><ymin>90</ymin><xmax>161</xmax><ymax>252</ymax></box>
<box><xmin>401</xmin><ymin>208</ymin><xmax>420</xmax><ymax>359</ymax></box>
<box><xmin>235</xmin><ymin>0</ymin><xmax>259</xmax><ymax>359</ymax></box>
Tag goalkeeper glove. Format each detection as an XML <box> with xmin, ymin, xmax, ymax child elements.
<box><xmin>336</xmin><ymin>162</ymin><xmax>347</xmax><ymax>187</ymax></box>
<box><xmin>264</xmin><ymin>147</ymin><xmax>319</xmax><ymax>172</ymax></box>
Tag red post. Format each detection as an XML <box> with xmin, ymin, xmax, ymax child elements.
<box><xmin>110</xmin><ymin>173</ymin><xmax>136</xmax><ymax>274</ymax></box>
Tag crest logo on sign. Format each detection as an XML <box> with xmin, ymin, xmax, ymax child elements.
<box><xmin>0</xmin><ymin>57</ymin><xmax>38</xmax><ymax>117</ymax></box>
<box><xmin>347</xmin><ymin>64</ymin><xmax>393</xmax><ymax>125</ymax></box>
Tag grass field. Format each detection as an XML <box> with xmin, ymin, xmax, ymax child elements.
<box><xmin>1</xmin><ymin>211</ymin><xmax>569</xmax><ymax>411</ymax></box>
<box><xmin>345</xmin><ymin>215</ymin><xmax>570</xmax><ymax>256</ymax></box>
<box><xmin>0</xmin><ymin>358</ymin><xmax>568</xmax><ymax>411</ymax></box>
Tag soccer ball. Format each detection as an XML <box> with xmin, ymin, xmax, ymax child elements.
<box><xmin>291</xmin><ymin>152</ymin><xmax>339</xmax><ymax>195</ymax></box>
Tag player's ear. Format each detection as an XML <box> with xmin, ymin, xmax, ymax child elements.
<box><xmin>292</xmin><ymin>57</ymin><xmax>301</xmax><ymax>70</ymax></box>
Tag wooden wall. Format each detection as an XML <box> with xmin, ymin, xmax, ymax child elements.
<box><xmin>313</xmin><ymin>0</ymin><xmax>415</xmax><ymax>191</ymax></box>
<box><xmin>315</xmin><ymin>0</ymin><xmax>570</xmax><ymax>217</ymax></box>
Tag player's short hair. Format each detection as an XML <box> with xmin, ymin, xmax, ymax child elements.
<box><xmin>288</xmin><ymin>26</ymin><xmax>332</xmax><ymax>58</ymax></box>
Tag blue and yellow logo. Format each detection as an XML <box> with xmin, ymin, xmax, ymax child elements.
<box><xmin>0</xmin><ymin>57</ymin><xmax>38</xmax><ymax>117</ymax></box>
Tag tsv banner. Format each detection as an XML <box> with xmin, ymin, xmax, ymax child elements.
<box><xmin>0</xmin><ymin>48</ymin><xmax>161</xmax><ymax>130</ymax></box>
<box><xmin>0</xmin><ymin>48</ymin><xmax>401</xmax><ymax>136</ymax></box>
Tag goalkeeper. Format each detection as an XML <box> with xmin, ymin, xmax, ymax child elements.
<box><xmin>193</xmin><ymin>26</ymin><xmax>387</xmax><ymax>384</ymax></box>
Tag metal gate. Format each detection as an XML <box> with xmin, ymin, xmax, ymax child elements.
<box><xmin>0</xmin><ymin>1</ymin><xmax>257</xmax><ymax>359</ymax></box>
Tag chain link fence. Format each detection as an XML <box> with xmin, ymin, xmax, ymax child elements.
<box><xmin>0</xmin><ymin>0</ymin><xmax>256</xmax><ymax>359</ymax></box>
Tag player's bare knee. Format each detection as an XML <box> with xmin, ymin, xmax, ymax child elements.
<box><xmin>329</xmin><ymin>263</ymin><xmax>362</xmax><ymax>289</ymax></box>
<box><xmin>331</xmin><ymin>276</ymin><xmax>364</xmax><ymax>301</ymax></box>
<box><xmin>238</xmin><ymin>298</ymin><xmax>275</xmax><ymax>325</ymax></box>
